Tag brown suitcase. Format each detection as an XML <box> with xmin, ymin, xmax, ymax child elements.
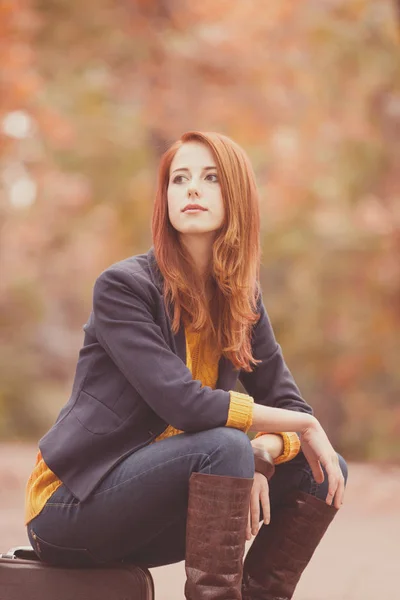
<box><xmin>0</xmin><ymin>546</ymin><xmax>155</xmax><ymax>600</ymax></box>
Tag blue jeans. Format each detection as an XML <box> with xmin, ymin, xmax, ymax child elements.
<box><xmin>27</xmin><ymin>427</ymin><xmax>348</xmax><ymax>568</ymax></box>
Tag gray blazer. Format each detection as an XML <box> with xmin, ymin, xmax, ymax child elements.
<box><xmin>40</xmin><ymin>246</ymin><xmax>312</xmax><ymax>501</ymax></box>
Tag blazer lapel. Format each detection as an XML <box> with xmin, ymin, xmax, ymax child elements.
<box><xmin>147</xmin><ymin>246</ymin><xmax>186</xmax><ymax>363</ymax></box>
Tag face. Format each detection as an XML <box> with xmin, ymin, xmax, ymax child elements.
<box><xmin>167</xmin><ymin>141</ymin><xmax>225</xmax><ymax>239</ymax></box>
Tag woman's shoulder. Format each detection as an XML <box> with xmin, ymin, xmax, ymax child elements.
<box><xmin>98</xmin><ymin>247</ymin><xmax>149</xmax><ymax>276</ymax></box>
<box><xmin>94</xmin><ymin>246</ymin><xmax>163</xmax><ymax>300</ymax></box>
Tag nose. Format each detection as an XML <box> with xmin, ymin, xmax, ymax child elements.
<box><xmin>187</xmin><ymin>186</ymin><xmax>200</xmax><ymax>199</ymax></box>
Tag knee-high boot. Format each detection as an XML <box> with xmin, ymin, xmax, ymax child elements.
<box><xmin>184</xmin><ymin>471</ymin><xmax>253</xmax><ymax>600</ymax></box>
<box><xmin>242</xmin><ymin>489</ymin><xmax>338</xmax><ymax>599</ymax></box>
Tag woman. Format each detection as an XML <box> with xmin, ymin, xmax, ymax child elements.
<box><xmin>25</xmin><ymin>131</ymin><xmax>348</xmax><ymax>599</ymax></box>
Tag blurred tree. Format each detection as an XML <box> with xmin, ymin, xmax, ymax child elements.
<box><xmin>0</xmin><ymin>0</ymin><xmax>399</xmax><ymax>460</ymax></box>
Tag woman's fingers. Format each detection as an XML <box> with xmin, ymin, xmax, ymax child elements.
<box><xmin>246</xmin><ymin>510</ymin><xmax>252</xmax><ymax>541</ymax></box>
<box><xmin>247</xmin><ymin>473</ymin><xmax>270</xmax><ymax>539</ymax></box>
<box><xmin>259</xmin><ymin>480</ymin><xmax>270</xmax><ymax>525</ymax></box>
<box><xmin>301</xmin><ymin>443</ymin><xmax>325</xmax><ymax>484</ymax></box>
<box><xmin>326</xmin><ymin>465</ymin><xmax>338</xmax><ymax>505</ymax></box>
<box><xmin>323</xmin><ymin>456</ymin><xmax>345</xmax><ymax>507</ymax></box>
<box><xmin>309</xmin><ymin>458</ymin><xmax>325</xmax><ymax>485</ymax></box>
<box><xmin>334</xmin><ymin>470</ymin><xmax>346</xmax><ymax>509</ymax></box>
<box><xmin>250</xmin><ymin>484</ymin><xmax>261</xmax><ymax>535</ymax></box>
<box><xmin>324</xmin><ymin>457</ymin><xmax>346</xmax><ymax>508</ymax></box>
<box><xmin>300</xmin><ymin>422</ymin><xmax>346</xmax><ymax>508</ymax></box>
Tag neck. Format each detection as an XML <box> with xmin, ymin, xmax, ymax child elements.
<box><xmin>179</xmin><ymin>233</ymin><xmax>215</xmax><ymax>282</ymax></box>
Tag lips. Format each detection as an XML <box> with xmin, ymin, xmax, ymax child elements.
<box><xmin>182</xmin><ymin>204</ymin><xmax>207</xmax><ymax>212</ymax></box>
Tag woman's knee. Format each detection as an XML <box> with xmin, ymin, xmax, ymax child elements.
<box><xmin>204</xmin><ymin>427</ymin><xmax>254</xmax><ymax>479</ymax></box>
<box><xmin>288</xmin><ymin>450</ymin><xmax>348</xmax><ymax>485</ymax></box>
<box><xmin>272</xmin><ymin>450</ymin><xmax>348</xmax><ymax>499</ymax></box>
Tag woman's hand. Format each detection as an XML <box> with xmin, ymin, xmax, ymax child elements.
<box><xmin>300</xmin><ymin>419</ymin><xmax>345</xmax><ymax>509</ymax></box>
<box><xmin>246</xmin><ymin>472</ymin><xmax>270</xmax><ymax>541</ymax></box>
<box><xmin>251</xmin><ymin>434</ymin><xmax>282</xmax><ymax>481</ymax></box>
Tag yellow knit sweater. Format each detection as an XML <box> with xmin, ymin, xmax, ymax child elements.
<box><xmin>24</xmin><ymin>326</ymin><xmax>300</xmax><ymax>525</ymax></box>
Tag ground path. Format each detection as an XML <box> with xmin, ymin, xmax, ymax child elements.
<box><xmin>1</xmin><ymin>443</ymin><xmax>399</xmax><ymax>599</ymax></box>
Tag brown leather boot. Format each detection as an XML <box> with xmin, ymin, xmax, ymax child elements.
<box><xmin>242</xmin><ymin>489</ymin><xmax>339</xmax><ymax>599</ymax></box>
<box><xmin>184</xmin><ymin>471</ymin><xmax>253</xmax><ymax>600</ymax></box>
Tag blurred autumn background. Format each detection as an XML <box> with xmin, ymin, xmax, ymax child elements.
<box><xmin>1</xmin><ymin>2</ymin><xmax>400</xmax><ymax>598</ymax></box>
<box><xmin>1</xmin><ymin>0</ymin><xmax>399</xmax><ymax>461</ymax></box>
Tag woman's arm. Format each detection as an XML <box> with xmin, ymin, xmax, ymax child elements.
<box><xmin>237</xmin><ymin>293</ymin><xmax>345</xmax><ymax>507</ymax></box>
<box><xmin>250</xmin><ymin>403</ymin><xmax>315</xmax><ymax>434</ymax></box>
<box><xmin>249</xmin><ymin>404</ymin><xmax>314</xmax><ymax>470</ymax></box>
<box><xmin>252</xmin><ymin>431</ymin><xmax>301</xmax><ymax>464</ymax></box>
<box><xmin>251</xmin><ymin>407</ymin><xmax>345</xmax><ymax>507</ymax></box>
<box><xmin>93</xmin><ymin>266</ymin><xmax>232</xmax><ymax>432</ymax></box>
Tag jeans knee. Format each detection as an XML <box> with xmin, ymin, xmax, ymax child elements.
<box><xmin>275</xmin><ymin>450</ymin><xmax>348</xmax><ymax>501</ymax></box>
<box><xmin>208</xmin><ymin>427</ymin><xmax>254</xmax><ymax>479</ymax></box>
<box><xmin>289</xmin><ymin>450</ymin><xmax>348</xmax><ymax>483</ymax></box>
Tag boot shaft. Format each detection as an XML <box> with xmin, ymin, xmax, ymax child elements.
<box><xmin>242</xmin><ymin>489</ymin><xmax>338</xmax><ymax>600</ymax></box>
<box><xmin>185</xmin><ymin>472</ymin><xmax>253</xmax><ymax>600</ymax></box>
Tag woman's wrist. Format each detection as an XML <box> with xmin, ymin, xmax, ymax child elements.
<box><xmin>251</xmin><ymin>445</ymin><xmax>276</xmax><ymax>481</ymax></box>
<box><xmin>251</xmin><ymin>433</ymin><xmax>284</xmax><ymax>460</ymax></box>
<box><xmin>301</xmin><ymin>415</ymin><xmax>320</xmax><ymax>435</ymax></box>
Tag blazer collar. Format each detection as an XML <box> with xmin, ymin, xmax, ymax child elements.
<box><xmin>146</xmin><ymin>246</ymin><xmax>238</xmax><ymax>391</ymax></box>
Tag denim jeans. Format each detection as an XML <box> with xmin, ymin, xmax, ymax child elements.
<box><xmin>27</xmin><ymin>427</ymin><xmax>348</xmax><ymax>568</ymax></box>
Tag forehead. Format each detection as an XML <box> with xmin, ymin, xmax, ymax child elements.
<box><xmin>170</xmin><ymin>142</ymin><xmax>216</xmax><ymax>171</ymax></box>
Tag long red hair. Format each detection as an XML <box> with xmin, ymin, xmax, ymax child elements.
<box><xmin>151</xmin><ymin>131</ymin><xmax>262</xmax><ymax>373</ymax></box>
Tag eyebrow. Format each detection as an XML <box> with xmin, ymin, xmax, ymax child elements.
<box><xmin>171</xmin><ymin>166</ymin><xmax>217</xmax><ymax>175</ymax></box>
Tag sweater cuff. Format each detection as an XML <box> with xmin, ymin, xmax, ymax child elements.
<box><xmin>227</xmin><ymin>391</ymin><xmax>254</xmax><ymax>433</ymax></box>
<box><xmin>253</xmin><ymin>431</ymin><xmax>301</xmax><ymax>464</ymax></box>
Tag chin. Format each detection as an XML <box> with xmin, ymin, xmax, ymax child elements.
<box><xmin>179</xmin><ymin>224</ymin><xmax>211</xmax><ymax>233</ymax></box>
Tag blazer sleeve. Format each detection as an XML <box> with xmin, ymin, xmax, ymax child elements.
<box><xmin>239</xmin><ymin>292</ymin><xmax>313</xmax><ymax>416</ymax></box>
<box><xmin>92</xmin><ymin>266</ymin><xmax>232</xmax><ymax>432</ymax></box>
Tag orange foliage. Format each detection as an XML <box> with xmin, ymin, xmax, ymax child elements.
<box><xmin>0</xmin><ymin>0</ymin><xmax>399</xmax><ymax>460</ymax></box>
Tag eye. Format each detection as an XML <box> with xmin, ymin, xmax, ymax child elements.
<box><xmin>172</xmin><ymin>175</ymin><xmax>186</xmax><ymax>184</ymax></box>
<box><xmin>206</xmin><ymin>173</ymin><xmax>218</xmax><ymax>182</ymax></box>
